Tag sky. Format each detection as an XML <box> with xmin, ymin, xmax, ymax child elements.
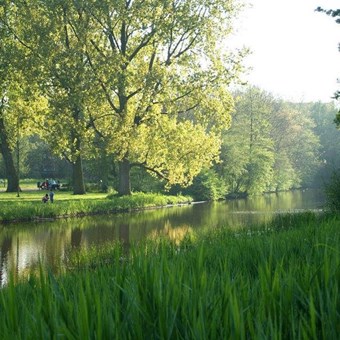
<box><xmin>230</xmin><ymin>0</ymin><xmax>339</xmax><ymax>102</ymax></box>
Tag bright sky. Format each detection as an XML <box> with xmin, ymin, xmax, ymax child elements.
<box><xmin>230</xmin><ymin>0</ymin><xmax>339</xmax><ymax>102</ymax></box>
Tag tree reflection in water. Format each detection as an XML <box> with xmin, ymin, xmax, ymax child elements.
<box><xmin>0</xmin><ymin>189</ymin><xmax>325</xmax><ymax>282</ymax></box>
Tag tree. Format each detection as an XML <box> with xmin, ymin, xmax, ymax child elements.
<box><xmin>25</xmin><ymin>135</ymin><xmax>72</xmax><ymax>180</ymax></box>
<box><xmin>6</xmin><ymin>0</ymin><xmax>106</xmax><ymax>194</ymax></box>
<box><xmin>316</xmin><ymin>6</ymin><xmax>340</xmax><ymax>124</ymax></box>
<box><xmin>270</xmin><ymin>102</ymin><xmax>320</xmax><ymax>190</ymax></box>
<box><xmin>79</xmin><ymin>0</ymin><xmax>246</xmax><ymax>195</ymax></box>
<box><xmin>0</xmin><ymin>4</ymin><xmax>19</xmax><ymax>192</ymax></box>
<box><xmin>309</xmin><ymin>101</ymin><xmax>340</xmax><ymax>183</ymax></box>
<box><xmin>0</xmin><ymin>75</ymin><xmax>48</xmax><ymax>193</ymax></box>
<box><xmin>0</xmin><ymin>100</ymin><xmax>18</xmax><ymax>192</ymax></box>
<box><xmin>220</xmin><ymin>87</ymin><xmax>275</xmax><ymax>195</ymax></box>
<box><xmin>219</xmin><ymin>88</ymin><xmax>321</xmax><ymax>195</ymax></box>
<box><xmin>0</xmin><ymin>4</ymin><xmax>46</xmax><ymax>192</ymax></box>
<box><xmin>7</xmin><ymin>0</ymin><xmax>246</xmax><ymax>195</ymax></box>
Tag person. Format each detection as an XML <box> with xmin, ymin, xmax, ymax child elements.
<box><xmin>42</xmin><ymin>194</ymin><xmax>49</xmax><ymax>203</ymax></box>
<box><xmin>49</xmin><ymin>190</ymin><xmax>54</xmax><ymax>203</ymax></box>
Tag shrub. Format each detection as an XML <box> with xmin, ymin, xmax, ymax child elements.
<box><xmin>170</xmin><ymin>169</ymin><xmax>227</xmax><ymax>201</ymax></box>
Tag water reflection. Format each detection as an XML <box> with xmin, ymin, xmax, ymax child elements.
<box><xmin>0</xmin><ymin>236</ymin><xmax>12</xmax><ymax>286</ymax></box>
<box><xmin>0</xmin><ymin>189</ymin><xmax>325</xmax><ymax>285</ymax></box>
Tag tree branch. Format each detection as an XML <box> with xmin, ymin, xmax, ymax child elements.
<box><xmin>131</xmin><ymin>162</ymin><xmax>170</xmax><ymax>181</ymax></box>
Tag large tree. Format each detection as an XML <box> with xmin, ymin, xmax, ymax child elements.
<box><xmin>7</xmin><ymin>0</ymin><xmax>245</xmax><ymax>195</ymax></box>
<box><xmin>0</xmin><ymin>4</ymin><xmax>46</xmax><ymax>192</ymax></box>
<box><xmin>6</xmin><ymin>0</ymin><xmax>105</xmax><ymax>194</ymax></box>
<box><xmin>219</xmin><ymin>88</ymin><xmax>321</xmax><ymax>195</ymax></box>
<box><xmin>220</xmin><ymin>87</ymin><xmax>275</xmax><ymax>194</ymax></box>
<box><xmin>0</xmin><ymin>4</ymin><xmax>19</xmax><ymax>192</ymax></box>
<box><xmin>79</xmin><ymin>0</ymin><xmax>246</xmax><ymax>195</ymax></box>
<box><xmin>270</xmin><ymin>102</ymin><xmax>320</xmax><ymax>190</ymax></box>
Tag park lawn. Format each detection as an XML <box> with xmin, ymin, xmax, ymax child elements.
<box><xmin>0</xmin><ymin>190</ymin><xmax>108</xmax><ymax>202</ymax></box>
<box><xmin>0</xmin><ymin>184</ymin><xmax>192</xmax><ymax>223</ymax></box>
<box><xmin>0</xmin><ymin>179</ymin><xmax>108</xmax><ymax>202</ymax></box>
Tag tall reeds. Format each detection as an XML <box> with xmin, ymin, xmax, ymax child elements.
<box><xmin>0</xmin><ymin>213</ymin><xmax>339</xmax><ymax>338</ymax></box>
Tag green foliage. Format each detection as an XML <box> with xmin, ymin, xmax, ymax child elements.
<box><xmin>0</xmin><ymin>213</ymin><xmax>339</xmax><ymax>338</ymax></box>
<box><xmin>84</xmin><ymin>182</ymin><xmax>115</xmax><ymax>194</ymax></box>
<box><xmin>310</xmin><ymin>102</ymin><xmax>340</xmax><ymax>184</ymax></box>
<box><xmin>4</xmin><ymin>0</ymin><xmax>247</xmax><ymax>195</ymax></box>
<box><xmin>335</xmin><ymin>111</ymin><xmax>340</xmax><ymax>128</ymax></box>
<box><xmin>106</xmin><ymin>192</ymin><xmax>191</xmax><ymax>209</ymax></box>
<box><xmin>1</xmin><ymin>0</ymin><xmax>338</xmax><ymax>197</ymax></box>
<box><xmin>130</xmin><ymin>166</ymin><xmax>164</xmax><ymax>193</ymax></box>
<box><xmin>0</xmin><ymin>192</ymin><xmax>192</xmax><ymax>223</ymax></box>
<box><xmin>275</xmin><ymin>102</ymin><xmax>321</xmax><ymax>189</ymax></box>
<box><xmin>316</xmin><ymin>7</ymin><xmax>340</xmax><ymax>23</ymax></box>
<box><xmin>220</xmin><ymin>87</ymin><xmax>275</xmax><ymax>194</ymax></box>
<box><xmin>219</xmin><ymin>88</ymin><xmax>322</xmax><ymax>195</ymax></box>
<box><xmin>171</xmin><ymin>169</ymin><xmax>227</xmax><ymax>201</ymax></box>
<box><xmin>25</xmin><ymin>135</ymin><xmax>72</xmax><ymax>179</ymax></box>
<box><xmin>324</xmin><ymin>169</ymin><xmax>340</xmax><ymax>211</ymax></box>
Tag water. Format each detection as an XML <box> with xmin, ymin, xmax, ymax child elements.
<box><xmin>0</xmin><ymin>189</ymin><xmax>325</xmax><ymax>286</ymax></box>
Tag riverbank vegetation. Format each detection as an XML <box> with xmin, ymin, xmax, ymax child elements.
<box><xmin>0</xmin><ymin>212</ymin><xmax>339</xmax><ymax>338</ymax></box>
<box><xmin>0</xmin><ymin>190</ymin><xmax>192</xmax><ymax>224</ymax></box>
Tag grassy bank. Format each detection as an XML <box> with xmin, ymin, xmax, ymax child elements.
<box><xmin>0</xmin><ymin>212</ymin><xmax>339</xmax><ymax>338</ymax></box>
<box><xmin>0</xmin><ymin>191</ymin><xmax>192</xmax><ymax>223</ymax></box>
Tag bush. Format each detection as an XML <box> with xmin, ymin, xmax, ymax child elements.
<box><xmin>130</xmin><ymin>167</ymin><xmax>165</xmax><ymax>193</ymax></box>
<box><xmin>106</xmin><ymin>192</ymin><xmax>192</xmax><ymax>209</ymax></box>
<box><xmin>171</xmin><ymin>169</ymin><xmax>227</xmax><ymax>201</ymax></box>
<box><xmin>85</xmin><ymin>182</ymin><xmax>116</xmax><ymax>193</ymax></box>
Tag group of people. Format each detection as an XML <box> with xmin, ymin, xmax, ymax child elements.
<box><xmin>38</xmin><ymin>179</ymin><xmax>60</xmax><ymax>190</ymax></box>
<box><xmin>42</xmin><ymin>190</ymin><xmax>54</xmax><ymax>203</ymax></box>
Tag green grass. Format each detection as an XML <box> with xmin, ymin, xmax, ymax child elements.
<box><xmin>0</xmin><ymin>188</ymin><xmax>192</xmax><ymax>223</ymax></box>
<box><xmin>0</xmin><ymin>212</ymin><xmax>339</xmax><ymax>338</ymax></box>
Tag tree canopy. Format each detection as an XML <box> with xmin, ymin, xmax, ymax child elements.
<box><xmin>2</xmin><ymin>0</ymin><xmax>247</xmax><ymax>195</ymax></box>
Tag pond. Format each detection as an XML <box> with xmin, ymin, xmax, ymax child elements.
<box><xmin>0</xmin><ymin>189</ymin><xmax>325</xmax><ymax>286</ymax></box>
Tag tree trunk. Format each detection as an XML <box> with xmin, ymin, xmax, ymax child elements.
<box><xmin>0</xmin><ymin>116</ymin><xmax>19</xmax><ymax>192</ymax></box>
<box><xmin>72</xmin><ymin>155</ymin><xmax>86</xmax><ymax>194</ymax></box>
<box><xmin>98</xmin><ymin>151</ymin><xmax>110</xmax><ymax>192</ymax></box>
<box><xmin>118</xmin><ymin>159</ymin><xmax>131</xmax><ymax>196</ymax></box>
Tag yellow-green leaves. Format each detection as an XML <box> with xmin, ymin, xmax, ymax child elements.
<box><xmin>4</xmin><ymin>0</ymin><xmax>246</xmax><ymax>192</ymax></box>
<box><xmin>118</xmin><ymin>116</ymin><xmax>221</xmax><ymax>186</ymax></box>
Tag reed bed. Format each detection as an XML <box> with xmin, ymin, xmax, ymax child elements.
<box><xmin>0</xmin><ymin>213</ymin><xmax>339</xmax><ymax>339</ymax></box>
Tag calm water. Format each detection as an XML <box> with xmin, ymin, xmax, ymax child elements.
<box><xmin>0</xmin><ymin>189</ymin><xmax>325</xmax><ymax>286</ymax></box>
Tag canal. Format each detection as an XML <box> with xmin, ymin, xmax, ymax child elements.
<box><xmin>0</xmin><ymin>189</ymin><xmax>325</xmax><ymax>286</ymax></box>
